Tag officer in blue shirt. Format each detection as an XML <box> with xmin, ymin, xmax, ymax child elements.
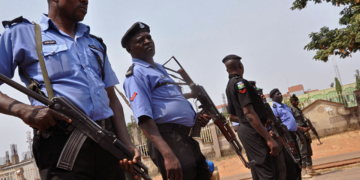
<box><xmin>270</xmin><ymin>88</ymin><xmax>302</xmax><ymax>180</ymax></box>
<box><xmin>0</xmin><ymin>1</ymin><xmax>140</xmax><ymax>179</ymax></box>
<box><xmin>121</xmin><ymin>22</ymin><xmax>211</xmax><ymax>180</ymax></box>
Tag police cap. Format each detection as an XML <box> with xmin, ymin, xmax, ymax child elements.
<box><xmin>270</xmin><ymin>88</ymin><xmax>280</xmax><ymax>98</ymax></box>
<box><xmin>222</xmin><ymin>54</ymin><xmax>242</xmax><ymax>63</ymax></box>
<box><xmin>121</xmin><ymin>22</ymin><xmax>150</xmax><ymax>48</ymax></box>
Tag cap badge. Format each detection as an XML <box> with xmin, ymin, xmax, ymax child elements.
<box><xmin>139</xmin><ymin>22</ymin><xmax>145</xmax><ymax>28</ymax></box>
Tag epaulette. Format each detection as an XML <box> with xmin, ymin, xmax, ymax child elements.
<box><xmin>90</xmin><ymin>34</ymin><xmax>104</xmax><ymax>46</ymax></box>
<box><xmin>2</xmin><ymin>16</ymin><xmax>29</xmax><ymax>28</ymax></box>
<box><xmin>125</xmin><ymin>64</ymin><xmax>135</xmax><ymax>77</ymax></box>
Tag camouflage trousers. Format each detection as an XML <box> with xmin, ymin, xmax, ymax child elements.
<box><xmin>296</xmin><ymin>131</ymin><xmax>313</xmax><ymax>168</ymax></box>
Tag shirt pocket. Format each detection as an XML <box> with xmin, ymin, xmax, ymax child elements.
<box><xmin>165</xmin><ymin>83</ymin><xmax>182</xmax><ymax>96</ymax></box>
<box><xmin>42</xmin><ymin>44</ymin><xmax>74</xmax><ymax>79</ymax></box>
<box><xmin>87</xmin><ymin>46</ymin><xmax>104</xmax><ymax>78</ymax></box>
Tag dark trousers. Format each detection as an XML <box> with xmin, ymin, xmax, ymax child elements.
<box><xmin>282</xmin><ymin>132</ymin><xmax>302</xmax><ymax>180</ymax></box>
<box><xmin>237</xmin><ymin>124</ymin><xmax>275</xmax><ymax>180</ymax></box>
<box><xmin>33</xmin><ymin>119</ymin><xmax>125</xmax><ymax>180</ymax></box>
<box><xmin>147</xmin><ymin>130</ymin><xmax>210</xmax><ymax>180</ymax></box>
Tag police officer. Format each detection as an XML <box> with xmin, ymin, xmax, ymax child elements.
<box><xmin>0</xmin><ymin>0</ymin><xmax>140</xmax><ymax>179</ymax></box>
<box><xmin>223</xmin><ymin>55</ymin><xmax>279</xmax><ymax>180</ymax></box>
<box><xmin>290</xmin><ymin>94</ymin><xmax>321</xmax><ymax>177</ymax></box>
<box><xmin>270</xmin><ymin>89</ymin><xmax>302</xmax><ymax>180</ymax></box>
<box><xmin>121</xmin><ymin>22</ymin><xmax>211</xmax><ymax>180</ymax></box>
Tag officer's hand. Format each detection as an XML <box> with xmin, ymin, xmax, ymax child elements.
<box><xmin>20</xmin><ymin>105</ymin><xmax>72</xmax><ymax>131</ymax></box>
<box><xmin>164</xmin><ymin>153</ymin><xmax>182</xmax><ymax>180</ymax></box>
<box><xmin>305</xmin><ymin>127</ymin><xmax>311</xmax><ymax>132</ymax></box>
<box><xmin>267</xmin><ymin>138</ymin><xmax>279</xmax><ymax>156</ymax></box>
<box><xmin>269</xmin><ymin>131</ymin><xmax>276</xmax><ymax>138</ymax></box>
<box><xmin>119</xmin><ymin>146</ymin><xmax>141</xmax><ymax>179</ymax></box>
<box><xmin>198</xmin><ymin>114</ymin><xmax>211</xmax><ymax>127</ymax></box>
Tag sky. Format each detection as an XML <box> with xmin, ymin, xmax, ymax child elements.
<box><xmin>0</xmin><ymin>1</ymin><xmax>358</xmax><ymax>160</ymax></box>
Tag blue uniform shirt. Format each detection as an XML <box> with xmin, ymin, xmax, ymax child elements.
<box><xmin>123</xmin><ymin>58</ymin><xmax>196</xmax><ymax>127</ymax></box>
<box><xmin>206</xmin><ymin>160</ymin><xmax>214</xmax><ymax>172</ymax></box>
<box><xmin>271</xmin><ymin>101</ymin><xmax>297</xmax><ymax>132</ymax></box>
<box><xmin>0</xmin><ymin>14</ymin><xmax>119</xmax><ymax>121</ymax></box>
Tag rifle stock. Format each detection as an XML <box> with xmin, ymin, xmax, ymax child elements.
<box><xmin>163</xmin><ymin>56</ymin><xmax>255</xmax><ymax>169</ymax></box>
<box><xmin>0</xmin><ymin>73</ymin><xmax>152</xmax><ymax>180</ymax></box>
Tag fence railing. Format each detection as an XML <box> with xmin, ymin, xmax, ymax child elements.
<box><xmin>200</xmin><ymin>125</ymin><xmax>213</xmax><ymax>143</ymax></box>
<box><xmin>136</xmin><ymin>143</ymin><xmax>149</xmax><ymax>158</ymax></box>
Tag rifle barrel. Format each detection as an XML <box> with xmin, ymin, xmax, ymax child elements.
<box><xmin>0</xmin><ymin>73</ymin><xmax>52</xmax><ymax>105</ymax></box>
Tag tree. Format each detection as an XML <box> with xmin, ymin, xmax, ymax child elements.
<box><xmin>335</xmin><ymin>77</ymin><xmax>345</xmax><ymax>103</ymax></box>
<box><xmin>291</xmin><ymin>0</ymin><xmax>360</xmax><ymax>62</ymax></box>
<box><xmin>356</xmin><ymin>69</ymin><xmax>360</xmax><ymax>90</ymax></box>
<box><xmin>126</xmin><ymin>122</ymin><xmax>134</xmax><ymax>144</ymax></box>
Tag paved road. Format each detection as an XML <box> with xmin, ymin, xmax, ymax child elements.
<box><xmin>221</xmin><ymin>151</ymin><xmax>360</xmax><ymax>180</ymax></box>
<box><xmin>222</xmin><ymin>166</ymin><xmax>360</xmax><ymax>180</ymax></box>
<box><xmin>310</xmin><ymin>166</ymin><xmax>360</xmax><ymax>180</ymax></box>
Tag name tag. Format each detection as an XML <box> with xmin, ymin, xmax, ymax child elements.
<box><xmin>43</xmin><ymin>40</ymin><xmax>56</xmax><ymax>45</ymax></box>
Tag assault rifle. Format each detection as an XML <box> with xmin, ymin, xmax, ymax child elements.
<box><xmin>0</xmin><ymin>73</ymin><xmax>151</xmax><ymax>180</ymax></box>
<box><xmin>263</xmin><ymin>103</ymin><xmax>301</xmax><ymax>168</ymax></box>
<box><xmin>304</xmin><ymin>117</ymin><xmax>323</xmax><ymax>145</ymax></box>
<box><xmin>162</xmin><ymin>56</ymin><xmax>255</xmax><ymax>169</ymax></box>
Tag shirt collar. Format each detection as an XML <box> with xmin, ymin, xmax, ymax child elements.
<box><xmin>229</xmin><ymin>74</ymin><xmax>242</xmax><ymax>79</ymax></box>
<box><xmin>132</xmin><ymin>58</ymin><xmax>163</xmax><ymax>68</ymax></box>
<box><xmin>39</xmin><ymin>14</ymin><xmax>90</xmax><ymax>37</ymax></box>
<box><xmin>273</xmin><ymin>101</ymin><xmax>283</xmax><ymax>108</ymax></box>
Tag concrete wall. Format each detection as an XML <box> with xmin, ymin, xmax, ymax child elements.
<box><xmin>302</xmin><ymin>100</ymin><xmax>360</xmax><ymax>138</ymax></box>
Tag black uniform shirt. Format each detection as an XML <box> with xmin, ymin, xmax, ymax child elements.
<box><xmin>226</xmin><ymin>74</ymin><xmax>267</xmax><ymax>125</ymax></box>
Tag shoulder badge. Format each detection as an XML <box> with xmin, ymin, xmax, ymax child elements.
<box><xmin>2</xmin><ymin>16</ymin><xmax>25</xmax><ymax>28</ymax></box>
<box><xmin>125</xmin><ymin>64</ymin><xmax>135</xmax><ymax>77</ymax></box>
<box><xmin>237</xmin><ymin>81</ymin><xmax>247</xmax><ymax>93</ymax></box>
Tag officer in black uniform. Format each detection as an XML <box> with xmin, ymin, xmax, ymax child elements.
<box><xmin>223</xmin><ymin>55</ymin><xmax>279</xmax><ymax>180</ymax></box>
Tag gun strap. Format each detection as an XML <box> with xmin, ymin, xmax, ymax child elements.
<box><xmin>57</xmin><ymin>129</ymin><xmax>87</xmax><ymax>171</ymax></box>
<box><xmin>34</xmin><ymin>22</ymin><xmax>54</xmax><ymax>99</ymax></box>
<box><xmin>21</xmin><ymin>22</ymin><xmax>54</xmax><ymax>99</ymax></box>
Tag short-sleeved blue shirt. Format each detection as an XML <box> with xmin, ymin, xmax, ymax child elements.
<box><xmin>123</xmin><ymin>58</ymin><xmax>196</xmax><ymax>127</ymax></box>
<box><xmin>0</xmin><ymin>14</ymin><xmax>119</xmax><ymax>121</ymax></box>
<box><xmin>271</xmin><ymin>101</ymin><xmax>297</xmax><ymax>132</ymax></box>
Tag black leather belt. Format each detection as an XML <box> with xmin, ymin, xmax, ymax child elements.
<box><xmin>157</xmin><ymin>123</ymin><xmax>192</xmax><ymax>136</ymax></box>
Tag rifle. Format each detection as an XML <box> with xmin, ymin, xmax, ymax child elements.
<box><xmin>263</xmin><ymin>103</ymin><xmax>301</xmax><ymax>168</ymax></box>
<box><xmin>0</xmin><ymin>73</ymin><xmax>151</xmax><ymax>180</ymax></box>
<box><xmin>304</xmin><ymin>117</ymin><xmax>323</xmax><ymax>145</ymax></box>
<box><xmin>162</xmin><ymin>56</ymin><xmax>255</xmax><ymax>169</ymax></box>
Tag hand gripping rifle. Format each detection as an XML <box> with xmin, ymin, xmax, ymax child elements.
<box><xmin>303</xmin><ymin>116</ymin><xmax>323</xmax><ymax>145</ymax></box>
<box><xmin>162</xmin><ymin>56</ymin><xmax>255</xmax><ymax>168</ymax></box>
<box><xmin>263</xmin><ymin>103</ymin><xmax>301</xmax><ymax>169</ymax></box>
<box><xmin>0</xmin><ymin>73</ymin><xmax>151</xmax><ymax>180</ymax></box>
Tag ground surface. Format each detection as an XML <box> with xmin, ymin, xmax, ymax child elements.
<box><xmin>152</xmin><ymin>130</ymin><xmax>360</xmax><ymax>180</ymax></box>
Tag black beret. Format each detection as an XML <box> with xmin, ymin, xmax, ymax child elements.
<box><xmin>121</xmin><ymin>22</ymin><xmax>150</xmax><ymax>48</ymax></box>
<box><xmin>249</xmin><ymin>81</ymin><xmax>256</xmax><ymax>86</ymax></box>
<box><xmin>290</xmin><ymin>94</ymin><xmax>299</xmax><ymax>102</ymax></box>
<box><xmin>270</xmin><ymin>88</ymin><xmax>280</xmax><ymax>98</ymax></box>
<box><xmin>222</xmin><ymin>54</ymin><xmax>242</xmax><ymax>63</ymax></box>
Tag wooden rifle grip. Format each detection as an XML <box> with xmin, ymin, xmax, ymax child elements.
<box><xmin>178</xmin><ymin>69</ymin><xmax>194</xmax><ymax>85</ymax></box>
<box><xmin>214</xmin><ymin>119</ymin><xmax>232</xmax><ymax>141</ymax></box>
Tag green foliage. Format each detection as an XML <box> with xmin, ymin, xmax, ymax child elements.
<box><xmin>356</xmin><ymin>69</ymin><xmax>360</xmax><ymax>90</ymax></box>
<box><xmin>291</xmin><ymin>0</ymin><xmax>360</xmax><ymax>61</ymax></box>
<box><xmin>335</xmin><ymin>77</ymin><xmax>345</xmax><ymax>103</ymax></box>
<box><xmin>126</xmin><ymin>122</ymin><xmax>134</xmax><ymax>143</ymax></box>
